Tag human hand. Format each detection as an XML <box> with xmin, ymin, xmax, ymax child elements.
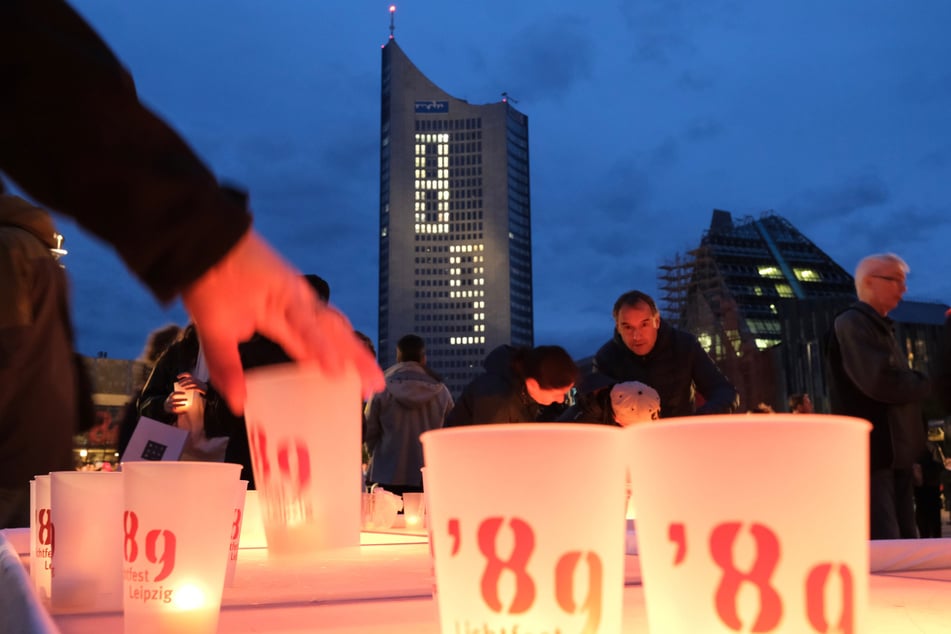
<box><xmin>181</xmin><ymin>229</ymin><xmax>385</xmax><ymax>415</ymax></box>
<box><xmin>175</xmin><ymin>372</ymin><xmax>207</xmax><ymax>395</ymax></box>
<box><xmin>165</xmin><ymin>385</ymin><xmax>192</xmax><ymax>414</ymax></box>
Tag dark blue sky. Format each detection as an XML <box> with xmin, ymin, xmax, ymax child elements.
<box><xmin>53</xmin><ymin>1</ymin><xmax>951</xmax><ymax>361</ymax></box>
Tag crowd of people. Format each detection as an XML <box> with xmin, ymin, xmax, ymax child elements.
<box><xmin>1</xmin><ymin>2</ymin><xmax>949</xmax><ymax>544</ymax></box>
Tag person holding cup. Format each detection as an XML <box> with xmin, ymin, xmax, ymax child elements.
<box><xmin>593</xmin><ymin>289</ymin><xmax>739</xmax><ymax>417</ymax></box>
<box><xmin>444</xmin><ymin>344</ymin><xmax>579</xmax><ymax>427</ymax></box>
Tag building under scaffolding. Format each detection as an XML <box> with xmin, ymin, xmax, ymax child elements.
<box><xmin>660</xmin><ymin>209</ymin><xmax>856</xmax><ymax>411</ymax></box>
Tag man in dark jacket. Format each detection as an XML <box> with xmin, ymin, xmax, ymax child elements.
<box><xmin>826</xmin><ymin>253</ymin><xmax>931</xmax><ymax>540</ymax></box>
<box><xmin>593</xmin><ymin>290</ymin><xmax>738</xmax><ymax>418</ymax></box>
<box><xmin>0</xmin><ymin>193</ymin><xmax>91</xmax><ymax>527</ymax></box>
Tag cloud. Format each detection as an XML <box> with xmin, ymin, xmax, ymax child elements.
<box><xmin>476</xmin><ymin>15</ymin><xmax>597</xmax><ymax>102</ymax></box>
<box><xmin>785</xmin><ymin>174</ymin><xmax>890</xmax><ymax>220</ymax></box>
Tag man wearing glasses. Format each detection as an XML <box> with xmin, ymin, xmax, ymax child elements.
<box><xmin>826</xmin><ymin>253</ymin><xmax>931</xmax><ymax>539</ymax></box>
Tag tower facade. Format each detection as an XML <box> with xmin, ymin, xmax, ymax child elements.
<box><xmin>378</xmin><ymin>39</ymin><xmax>533</xmax><ymax>396</ymax></box>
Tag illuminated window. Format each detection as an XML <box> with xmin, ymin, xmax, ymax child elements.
<box><xmin>775</xmin><ymin>284</ymin><xmax>794</xmax><ymax>298</ymax></box>
<box><xmin>793</xmin><ymin>268</ymin><xmax>821</xmax><ymax>282</ymax></box>
<box><xmin>697</xmin><ymin>333</ymin><xmax>713</xmax><ymax>351</ymax></box>
<box><xmin>758</xmin><ymin>266</ymin><xmax>783</xmax><ymax>279</ymax></box>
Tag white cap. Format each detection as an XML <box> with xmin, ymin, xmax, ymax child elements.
<box><xmin>610</xmin><ymin>381</ymin><xmax>661</xmax><ymax>426</ymax></box>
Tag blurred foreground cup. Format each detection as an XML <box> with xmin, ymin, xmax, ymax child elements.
<box><xmin>50</xmin><ymin>471</ymin><xmax>123</xmax><ymax>613</ymax></box>
<box><xmin>627</xmin><ymin>414</ymin><xmax>871</xmax><ymax>634</ymax></box>
<box><xmin>421</xmin><ymin>423</ymin><xmax>627</xmax><ymax>634</ymax></box>
<box><xmin>121</xmin><ymin>461</ymin><xmax>241</xmax><ymax>634</ymax></box>
<box><xmin>244</xmin><ymin>362</ymin><xmax>362</xmax><ymax>556</ymax></box>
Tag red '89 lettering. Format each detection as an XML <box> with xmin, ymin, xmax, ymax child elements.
<box><xmin>248</xmin><ymin>425</ymin><xmax>311</xmax><ymax>493</ymax></box>
<box><xmin>668</xmin><ymin>521</ymin><xmax>854</xmax><ymax>633</ymax></box>
<box><xmin>123</xmin><ymin>510</ymin><xmax>177</xmax><ymax>582</ymax></box>
<box><xmin>449</xmin><ymin>516</ymin><xmax>603</xmax><ymax>634</ymax></box>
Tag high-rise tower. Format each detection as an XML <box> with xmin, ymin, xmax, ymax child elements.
<box><xmin>378</xmin><ymin>36</ymin><xmax>533</xmax><ymax>396</ymax></box>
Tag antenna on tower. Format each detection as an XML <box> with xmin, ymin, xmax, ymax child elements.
<box><xmin>389</xmin><ymin>5</ymin><xmax>396</xmax><ymax>39</ymax></box>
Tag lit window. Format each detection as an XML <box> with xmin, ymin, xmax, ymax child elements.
<box><xmin>697</xmin><ymin>333</ymin><xmax>712</xmax><ymax>351</ymax></box>
<box><xmin>775</xmin><ymin>284</ymin><xmax>794</xmax><ymax>298</ymax></box>
<box><xmin>793</xmin><ymin>268</ymin><xmax>821</xmax><ymax>282</ymax></box>
<box><xmin>758</xmin><ymin>266</ymin><xmax>783</xmax><ymax>279</ymax></box>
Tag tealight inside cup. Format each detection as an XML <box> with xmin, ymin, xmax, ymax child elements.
<box><xmin>401</xmin><ymin>492</ymin><xmax>424</xmax><ymax>528</ymax></box>
<box><xmin>121</xmin><ymin>461</ymin><xmax>241</xmax><ymax>634</ymax></box>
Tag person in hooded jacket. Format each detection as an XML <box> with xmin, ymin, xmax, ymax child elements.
<box><xmin>445</xmin><ymin>344</ymin><xmax>578</xmax><ymax>427</ymax></box>
<box><xmin>364</xmin><ymin>334</ymin><xmax>453</xmax><ymax>494</ymax></box>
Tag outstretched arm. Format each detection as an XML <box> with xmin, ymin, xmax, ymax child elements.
<box><xmin>0</xmin><ymin>0</ymin><xmax>384</xmax><ymax>413</ymax></box>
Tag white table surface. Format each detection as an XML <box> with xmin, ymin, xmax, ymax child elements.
<box><xmin>4</xmin><ymin>528</ymin><xmax>951</xmax><ymax>633</ymax></box>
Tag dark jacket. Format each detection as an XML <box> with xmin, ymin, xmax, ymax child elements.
<box><xmin>592</xmin><ymin>321</ymin><xmax>738</xmax><ymax>418</ymax></box>
<box><xmin>0</xmin><ymin>0</ymin><xmax>252</xmax><ymax>304</ymax></box>
<box><xmin>937</xmin><ymin>310</ymin><xmax>951</xmax><ymax>412</ymax></box>
<box><xmin>445</xmin><ymin>345</ymin><xmax>550</xmax><ymax>427</ymax></box>
<box><xmin>365</xmin><ymin>361</ymin><xmax>453</xmax><ymax>487</ymax></box>
<box><xmin>0</xmin><ymin>196</ymin><xmax>87</xmax><ymax>492</ymax></box>
<box><xmin>826</xmin><ymin>302</ymin><xmax>931</xmax><ymax>470</ymax></box>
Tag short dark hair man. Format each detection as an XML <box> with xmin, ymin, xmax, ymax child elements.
<box><xmin>364</xmin><ymin>334</ymin><xmax>453</xmax><ymax>494</ymax></box>
<box><xmin>592</xmin><ymin>290</ymin><xmax>738</xmax><ymax>418</ymax></box>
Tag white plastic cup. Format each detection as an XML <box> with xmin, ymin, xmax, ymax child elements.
<box><xmin>238</xmin><ymin>490</ymin><xmax>267</xmax><ymax>549</ymax></box>
<box><xmin>243</xmin><ymin>362</ymin><xmax>362</xmax><ymax>556</ymax></box>
<box><xmin>121</xmin><ymin>461</ymin><xmax>241</xmax><ymax>634</ymax></box>
<box><xmin>173</xmin><ymin>380</ymin><xmax>195</xmax><ymax>411</ymax></box>
<box><xmin>31</xmin><ymin>474</ymin><xmax>53</xmax><ymax>603</ymax></box>
<box><xmin>627</xmin><ymin>414</ymin><xmax>871</xmax><ymax>634</ymax></box>
<box><xmin>50</xmin><ymin>471</ymin><xmax>124</xmax><ymax>613</ymax></box>
<box><xmin>422</xmin><ymin>423</ymin><xmax>628</xmax><ymax>634</ymax></box>
<box><xmin>224</xmin><ymin>480</ymin><xmax>249</xmax><ymax>587</ymax></box>
<box><xmin>28</xmin><ymin>479</ymin><xmax>37</xmax><ymax>587</ymax></box>
<box><xmin>402</xmin><ymin>492</ymin><xmax>425</xmax><ymax>529</ymax></box>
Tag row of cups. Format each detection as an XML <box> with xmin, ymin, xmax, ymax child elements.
<box><xmin>241</xmin><ymin>363</ymin><xmax>875</xmax><ymax>633</ymax></box>
<box><xmin>30</xmin><ymin>463</ymin><xmax>247</xmax><ymax>634</ymax></box>
<box><xmin>420</xmin><ymin>416</ymin><xmax>872</xmax><ymax>634</ymax></box>
<box><xmin>29</xmin><ymin>362</ymin><xmax>873</xmax><ymax>634</ymax></box>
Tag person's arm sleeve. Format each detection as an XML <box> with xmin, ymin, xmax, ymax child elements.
<box><xmin>364</xmin><ymin>396</ymin><xmax>383</xmax><ymax>454</ymax></box>
<box><xmin>440</xmin><ymin>390</ymin><xmax>455</xmax><ymax>427</ymax></box>
<box><xmin>136</xmin><ymin>350</ymin><xmax>177</xmax><ymax>423</ymax></box>
<box><xmin>937</xmin><ymin>316</ymin><xmax>951</xmax><ymax>410</ymax></box>
<box><xmin>444</xmin><ymin>390</ymin><xmax>473</xmax><ymax>427</ymax></box>
<box><xmin>691</xmin><ymin>342</ymin><xmax>739</xmax><ymax>414</ymax></box>
<box><xmin>0</xmin><ymin>0</ymin><xmax>251</xmax><ymax>303</ymax></box>
<box><xmin>835</xmin><ymin>314</ymin><xmax>931</xmax><ymax>404</ymax></box>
